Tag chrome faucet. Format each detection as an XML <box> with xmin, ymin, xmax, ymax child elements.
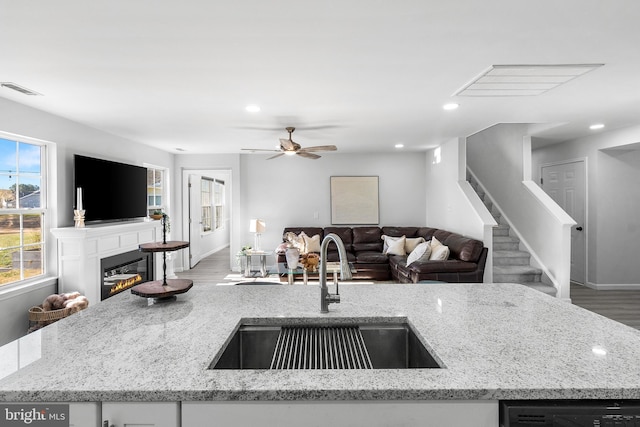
<box><xmin>319</xmin><ymin>233</ymin><xmax>353</xmax><ymax>313</ymax></box>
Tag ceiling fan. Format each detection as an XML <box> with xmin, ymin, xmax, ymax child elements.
<box><xmin>242</xmin><ymin>127</ymin><xmax>337</xmax><ymax>160</ymax></box>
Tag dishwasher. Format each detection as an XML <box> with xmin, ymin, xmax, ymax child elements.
<box><xmin>500</xmin><ymin>400</ymin><xmax>640</xmax><ymax>426</ymax></box>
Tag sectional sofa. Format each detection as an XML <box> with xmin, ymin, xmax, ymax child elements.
<box><xmin>276</xmin><ymin>226</ymin><xmax>488</xmax><ymax>283</ymax></box>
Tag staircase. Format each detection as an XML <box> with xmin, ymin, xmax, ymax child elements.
<box><xmin>468</xmin><ymin>174</ymin><xmax>557</xmax><ymax>296</ymax></box>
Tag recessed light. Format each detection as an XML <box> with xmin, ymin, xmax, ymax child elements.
<box><xmin>395</xmin><ymin>143</ymin><xmax>404</xmax><ymax>149</ymax></box>
<box><xmin>443</xmin><ymin>103</ymin><xmax>459</xmax><ymax>111</ymax></box>
<box><xmin>589</xmin><ymin>123</ymin><xmax>605</xmax><ymax>130</ymax></box>
<box><xmin>245</xmin><ymin>105</ymin><xmax>261</xmax><ymax>113</ymax></box>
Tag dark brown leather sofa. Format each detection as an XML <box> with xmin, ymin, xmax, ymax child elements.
<box><xmin>276</xmin><ymin>226</ymin><xmax>487</xmax><ymax>283</ymax></box>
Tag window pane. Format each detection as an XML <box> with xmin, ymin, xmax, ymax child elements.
<box><xmin>23</xmin><ymin>214</ymin><xmax>42</xmax><ymax>245</ymax></box>
<box><xmin>18</xmin><ymin>142</ymin><xmax>41</xmax><ymax>174</ymax></box>
<box><xmin>0</xmin><ymin>248</ymin><xmax>20</xmax><ymax>285</ymax></box>
<box><xmin>16</xmin><ymin>176</ymin><xmax>41</xmax><ymax>208</ymax></box>
<box><xmin>0</xmin><ymin>175</ymin><xmax>17</xmax><ymax>208</ymax></box>
<box><xmin>22</xmin><ymin>243</ymin><xmax>43</xmax><ymax>280</ymax></box>
<box><xmin>0</xmin><ymin>139</ymin><xmax>17</xmax><ymax>174</ymax></box>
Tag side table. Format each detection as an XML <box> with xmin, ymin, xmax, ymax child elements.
<box><xmin>242</xmin><ymin>251</ymin><xmax>272</xmax><ymax>278</ymax></box>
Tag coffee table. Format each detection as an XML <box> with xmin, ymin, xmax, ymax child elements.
<box><xmin>272</xmin><ymin>262</ymin><xmax>356</xmax><ymax>285</ymax></box>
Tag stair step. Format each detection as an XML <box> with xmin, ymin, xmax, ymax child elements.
<box><xmin>493</xmin><ymin>236</ymin><xmax>520</xmax><ymax>251</ymax></box>
<box><xmin>520</xmin><ymin>282</ymin><xmax>557</xmax><ymax>296</ymax></box>
<box><xmin>493</xmin><ymin>265</ymin><xmax>542</xmax><ymax>283</ymax></box>
<box><xmin>493</xmin><ymin>225</ymin><xmax>511</xmax><ymax>237</ymax></box>
<box><xmin>493</xmin><ymin>250</ymin><xmax>531</xmax><ymax>266</ymax></box>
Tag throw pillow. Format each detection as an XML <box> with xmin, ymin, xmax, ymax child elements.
<box><xmin>286</xmin><ymin>232</ymin><xmax>307</xmax><ymax>254</ymax></box>
<box><xmin>384</xmin><ymin>235</ymin><xmax>406</xmax><ymax>256</ymax></box>
<box><xmin>381</xmin><ymin>235</ymin><xmax>403</xmax><ymax>253</ymax></box>
<box><xmin>406</xmin><ymin>241</ymin><xmax>432</xmax><ymax>266</ymax></box>
<box><xmin>429</xmin><ymin>236</ymin><xmax>450</xmax><ymax>261</ymax></box>
<box><xmin>405</xmin><ymin>237</ymin><xmax>426</xmax><ymax>253</ymax></box>
<box><xmin>301</xmin><ymin>232</ymin><xmax>321</xmax><ymax>253</ymax></box>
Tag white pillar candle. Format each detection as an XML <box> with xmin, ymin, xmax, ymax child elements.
<box><xmin>77</xmin><ymin>187</ymin><xmax>83</xmax><ymax>211</ymax></box>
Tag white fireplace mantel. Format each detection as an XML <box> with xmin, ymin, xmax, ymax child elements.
<box><xmin>52</xmin><ymin>220</ymin><xmax>163</xmax><ymax>304</ymax></box>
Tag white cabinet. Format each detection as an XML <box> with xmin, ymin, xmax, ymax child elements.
<box><xmin>69</xmin><ymin>402</ymin><xmax>100</xmax><ymax>427</ymax></box>
<box><xmin>102</xmin><ymin>402</ymin><xmax>180</xmax><ymax>427</ymax></box>
<box><xmin>182</xmin><ymin>400</ymin><xmax>499</xmax><ymax>427</ymax></box>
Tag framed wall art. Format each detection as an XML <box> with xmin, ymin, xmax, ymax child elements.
<box><xmin>330</xmin><ymin>176</ymin><xmax>379</xmax><ymax>225</ymax></box>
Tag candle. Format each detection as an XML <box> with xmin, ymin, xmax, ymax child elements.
<box><xmin>76</xmin><ymin>187</ymin><xmax>83</xmax><ymax>211</ymax></box>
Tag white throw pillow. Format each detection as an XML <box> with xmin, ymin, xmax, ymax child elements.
<box><xmin>381</xmin><ymin>235</ymin><xmax>403</xmax><ymax>253</ymax></box>
<box><xmin>301</xmin><ymin>232</ymin><xmax>321</xmax><ymax>253</ymax></box>
<box><xmin>405</xmin><ymin>237</ymin><xmax>426</xmax><ymax>253</ymax></box>
<box><xmin>406</xmin><ymin>241</ymin><xmax>431</xmax><ymax>266</ymax></box>
<box><xmin>429</xmin><ymin>236</ymin><xmax>450</xmax><ymax>261</ymax></box>
<box><xmin>384</xmin><ymin>235</ymin><xmax>406</xmax><ymax>256</ymax></box>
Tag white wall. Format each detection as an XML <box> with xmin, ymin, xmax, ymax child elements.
<box><xmin>425</xmin><ymin>137</ymin><xmax>496</xmax><ymax>281</ymax></box>
<box><xmin>467</xmin><ymin>124</ymin><xmax>574</xmax><ymax>299</ymax></box>
<box><xmin>237</xmin><ymin>152</ymin><xmax>427</xmax><ymax>262</ymax></box>
<box><xmin>532</xmin><ymin>124</ymin><xmax>640</xmax><ymax>288</ymax></box>
<box><xmin>0</xmin><ymin>97</ymin><xmax>174</xmax><ymax>346</ymax></box>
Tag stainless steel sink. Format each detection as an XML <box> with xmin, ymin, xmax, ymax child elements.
<box><xmin>210</xmin><ymin>320</ymin><xmax>442</xmax><ymax>370</ymax></box>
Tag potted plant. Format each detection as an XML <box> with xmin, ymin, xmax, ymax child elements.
<box><xmin>150</xmin><ymin>209</ymin><xmax>163</xmax><ymax>220</ymax></box>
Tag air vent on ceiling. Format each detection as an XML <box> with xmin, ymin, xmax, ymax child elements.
<box><xmin>0</xmin><ymin>82</ymin><xmax>42</xmax><ymax>96</ymax></box>
<box><xmin>454</xmin><ymin>64</ymin><xmax>603</xmax><ymax>97</ymax></box>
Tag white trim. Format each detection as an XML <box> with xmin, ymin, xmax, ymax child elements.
<box><xmin>0</xmin><ymin>275</ymin><xmax>57</xmax><ymax>301</ymax></box>
<box><xmin>585</xmin><ymin>281</ymin><xmax>640</xmax><ymax>291</ymax></box>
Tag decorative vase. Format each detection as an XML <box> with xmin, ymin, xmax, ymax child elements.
<box><xmin>285</xmin><ymin>248</ymin><xmax>300</xmax><ymax>269</ymax></box>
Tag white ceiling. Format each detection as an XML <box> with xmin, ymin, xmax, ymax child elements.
<box><xmin>2</xmin><ymin>0</ymin><xmax>640</xmax><ymax>154</ymax></box>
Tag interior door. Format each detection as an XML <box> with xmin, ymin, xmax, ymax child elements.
<box><xmin>541</xmin><ymin>160</ymin><xmax>586</xmax><ymax>284</ymax></box>
<box><xmin>188</xmin><ymin>174</ymin><xmax>202</xmax><ymax>268</ymax></box>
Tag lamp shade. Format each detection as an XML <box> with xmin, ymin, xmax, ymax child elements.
<box><xmin>249</xmin><ymin>219</ymin><xmax>266</xmax><ymax>233</ymax></box>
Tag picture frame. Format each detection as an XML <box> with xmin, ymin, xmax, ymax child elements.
<box><xmin>330</xmin><ymin>176</ymin><xmax>379</xmax><ymax>225</ymax></box>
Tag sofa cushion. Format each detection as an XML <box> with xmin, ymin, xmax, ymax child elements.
<box><xmin>356</xmin><ymin>251</ymin><xmax>388</xmax><ymax>264</ymax></box>
<box><xmin>323</xmin><ymin>227</ymin><xmax>353</xmax><ymax>251</ymax></box>
<box><xmin>325</xmin><ymin>251</ymin><xmax>357</xmax><ymax>263</ymax></box>
<box><xmin>283</xmin><ymin>227</ymin><xmax>324</xmax><ymax>242</ymax></box>
<box><xmin>409</xmin><ymin>259</ymin><xmax>478</xmax><ymax>274</ymax></box>
<box><xmin>405</xmin><ymin>237</ymin><xmax>426</xmax><ymax>253</ymax></box>
<box><xmin>352</xmin><ymin>227</ymin><xmax>383</xmax><ymax>252</ymax></box>
<box><xmin>416</xmin><ymin>227</ymin><xmax>438</xmax><ymax>241</ymax></box>
<box><xmin>441</xmin><ymin>234</ymin><xmax>484</xmax><ymax>263</ymax></box>
<box><xmin>381</xmin><ymin>226</ymin><xmax>419</xmax><ymax>238</ymax></box>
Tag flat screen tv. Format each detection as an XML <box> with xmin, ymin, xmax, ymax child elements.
<box><xmin>74</xmin><ymin>155</ymin><xmax>148</xmax><ymax>223</ymax></box>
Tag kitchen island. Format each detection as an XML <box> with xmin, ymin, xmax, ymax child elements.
<box><xmin>2</xmin><ymin>282</ymin><xmax>640</xmax><ymax>426</ymax></box>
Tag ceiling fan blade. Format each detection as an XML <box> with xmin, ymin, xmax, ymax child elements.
<box><xmin>297</xmin><ymin>151</ymin><xmax>321</xmax><ymax>160</ymax></box>
<box><xmin>280</xmin><ymin>138</ymin><xmax>295</xmax><ymax>151</ymax></box>
<box><xmin>299</xmin><ymin>145</ymin><xmax>337</xmax><ymax>153</ymax></box>
<box><xmin>241</xmin><ymin>148</ymin><xmax>281</xmax><ymax>152</ymax></box>
<box><xmin>267</xmin><ymin>153</ymin><xmax>285</xmax><ymax>160</ymax></box>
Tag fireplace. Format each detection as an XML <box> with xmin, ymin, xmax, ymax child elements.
<box><xmin>101</xmin><ymin>250</ymin><xmax>154</xmax><ymax>300</ymax></box>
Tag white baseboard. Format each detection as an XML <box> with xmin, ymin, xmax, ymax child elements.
<box><xmin>585</xmin><ymin>282</ymin><xmax>640</xmax><ymax>290</ymax></box>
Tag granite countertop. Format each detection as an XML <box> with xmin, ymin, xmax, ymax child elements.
<box><xmin>1</xmin><ymin>282</ymin><xmax>640</xmax><ymax>402</ymax></box>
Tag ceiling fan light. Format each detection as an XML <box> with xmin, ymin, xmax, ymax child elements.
<box><xmin>284</xmin><ymin>151</ymin><xmax>297</xmax><ymax>156</ymax></box>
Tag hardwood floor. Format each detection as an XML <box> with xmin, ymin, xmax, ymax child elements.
<box><xmin>178</xmin><ymin>249</ymin><xmax>640</xmax><ymax>331</ymax></box>
<box><xmin>570</xmin><ymin>282</ymin><xmax>640</xmax><ymax>330</ymax></box>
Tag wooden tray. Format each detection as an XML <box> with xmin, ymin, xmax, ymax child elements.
<box><xmin>130</xmin><ymin>279</ymin><xmax>193</xmax><ymax>299</ymax></box>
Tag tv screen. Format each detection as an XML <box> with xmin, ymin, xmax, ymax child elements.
<box><xmin>74</xmin><ymin>155</ymin><xmax>148</xmax><ymax>223</ymax></box>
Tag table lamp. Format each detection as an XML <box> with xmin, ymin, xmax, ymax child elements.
<box><xmin>249</xmin><ymin>219</ymin><xmax>266</xmax><ymax>251</ymax></box>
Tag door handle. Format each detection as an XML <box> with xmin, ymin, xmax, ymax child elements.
<box><xmin>576</xmin><ymin>226</ymin><xmax>583</xmax><ymax>231</ymax></box>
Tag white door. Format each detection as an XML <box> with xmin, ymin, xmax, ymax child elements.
<box><xmin>541</xmin><ymin>160</ymin><xmax>586</xmax><ymax>284</ymax></box>
<box><xmin>188</xmin><ymin>174</ymin><xmax>202</xmax><ymax>268</ymax></box>
<box><xmin>102</xmin><ymin>402</ymin><xmax>179</xmax><ymax>427</ymax></box>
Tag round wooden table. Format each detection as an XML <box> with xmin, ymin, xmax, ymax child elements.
<box><xmin>131</xmin><ymin>241</ymin><xmax>193</xmax><ymax>301</ymax></box>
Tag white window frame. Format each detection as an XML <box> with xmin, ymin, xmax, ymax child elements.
<box><xmin>213</xmin><ymin>179</ymin><xmax>224</xmax><ymax>231</ymax></box>
<box><xmin>0</xmin><ymin>132</ymin><xmax>52</xmax><ymax>293</ymax></box>
<box><xmin>201</xmin><ymin>177</ymin><xmax>213</xmax><ymax>233</ymax></box>
<box><xmin>145</xmin><ymin>165</ymin><xmax>169</xmax><ymax>216</ymax></box>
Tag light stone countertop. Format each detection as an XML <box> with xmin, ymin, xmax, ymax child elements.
<box><xmin>1</xmin><ymin>282</ymin><xmax>640</xmax><ymax>402</ymax></box>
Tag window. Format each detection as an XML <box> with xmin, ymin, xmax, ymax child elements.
<box><xmin>147</xmin><ymin>168</ymin><xmax>165</xmax><ymax>215</ymax></box>
<box><xmin>201</xmin><ymin>178</ymin><xmax>212</xmax><ymax>232</ymax></box>
<box><xmin>214</xmin><ymin>179</ymin><xmax>224</xmax><ymax>230</ymax></box>
<box><xmin>0</xmin><ymin>138</ymin><xmax>45</xmax><ymax>287</ymax></box>
<box><xmin>201</xmin><ymin>178</ymin><xmax>224</xmax><ymax>233</ymax></box>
